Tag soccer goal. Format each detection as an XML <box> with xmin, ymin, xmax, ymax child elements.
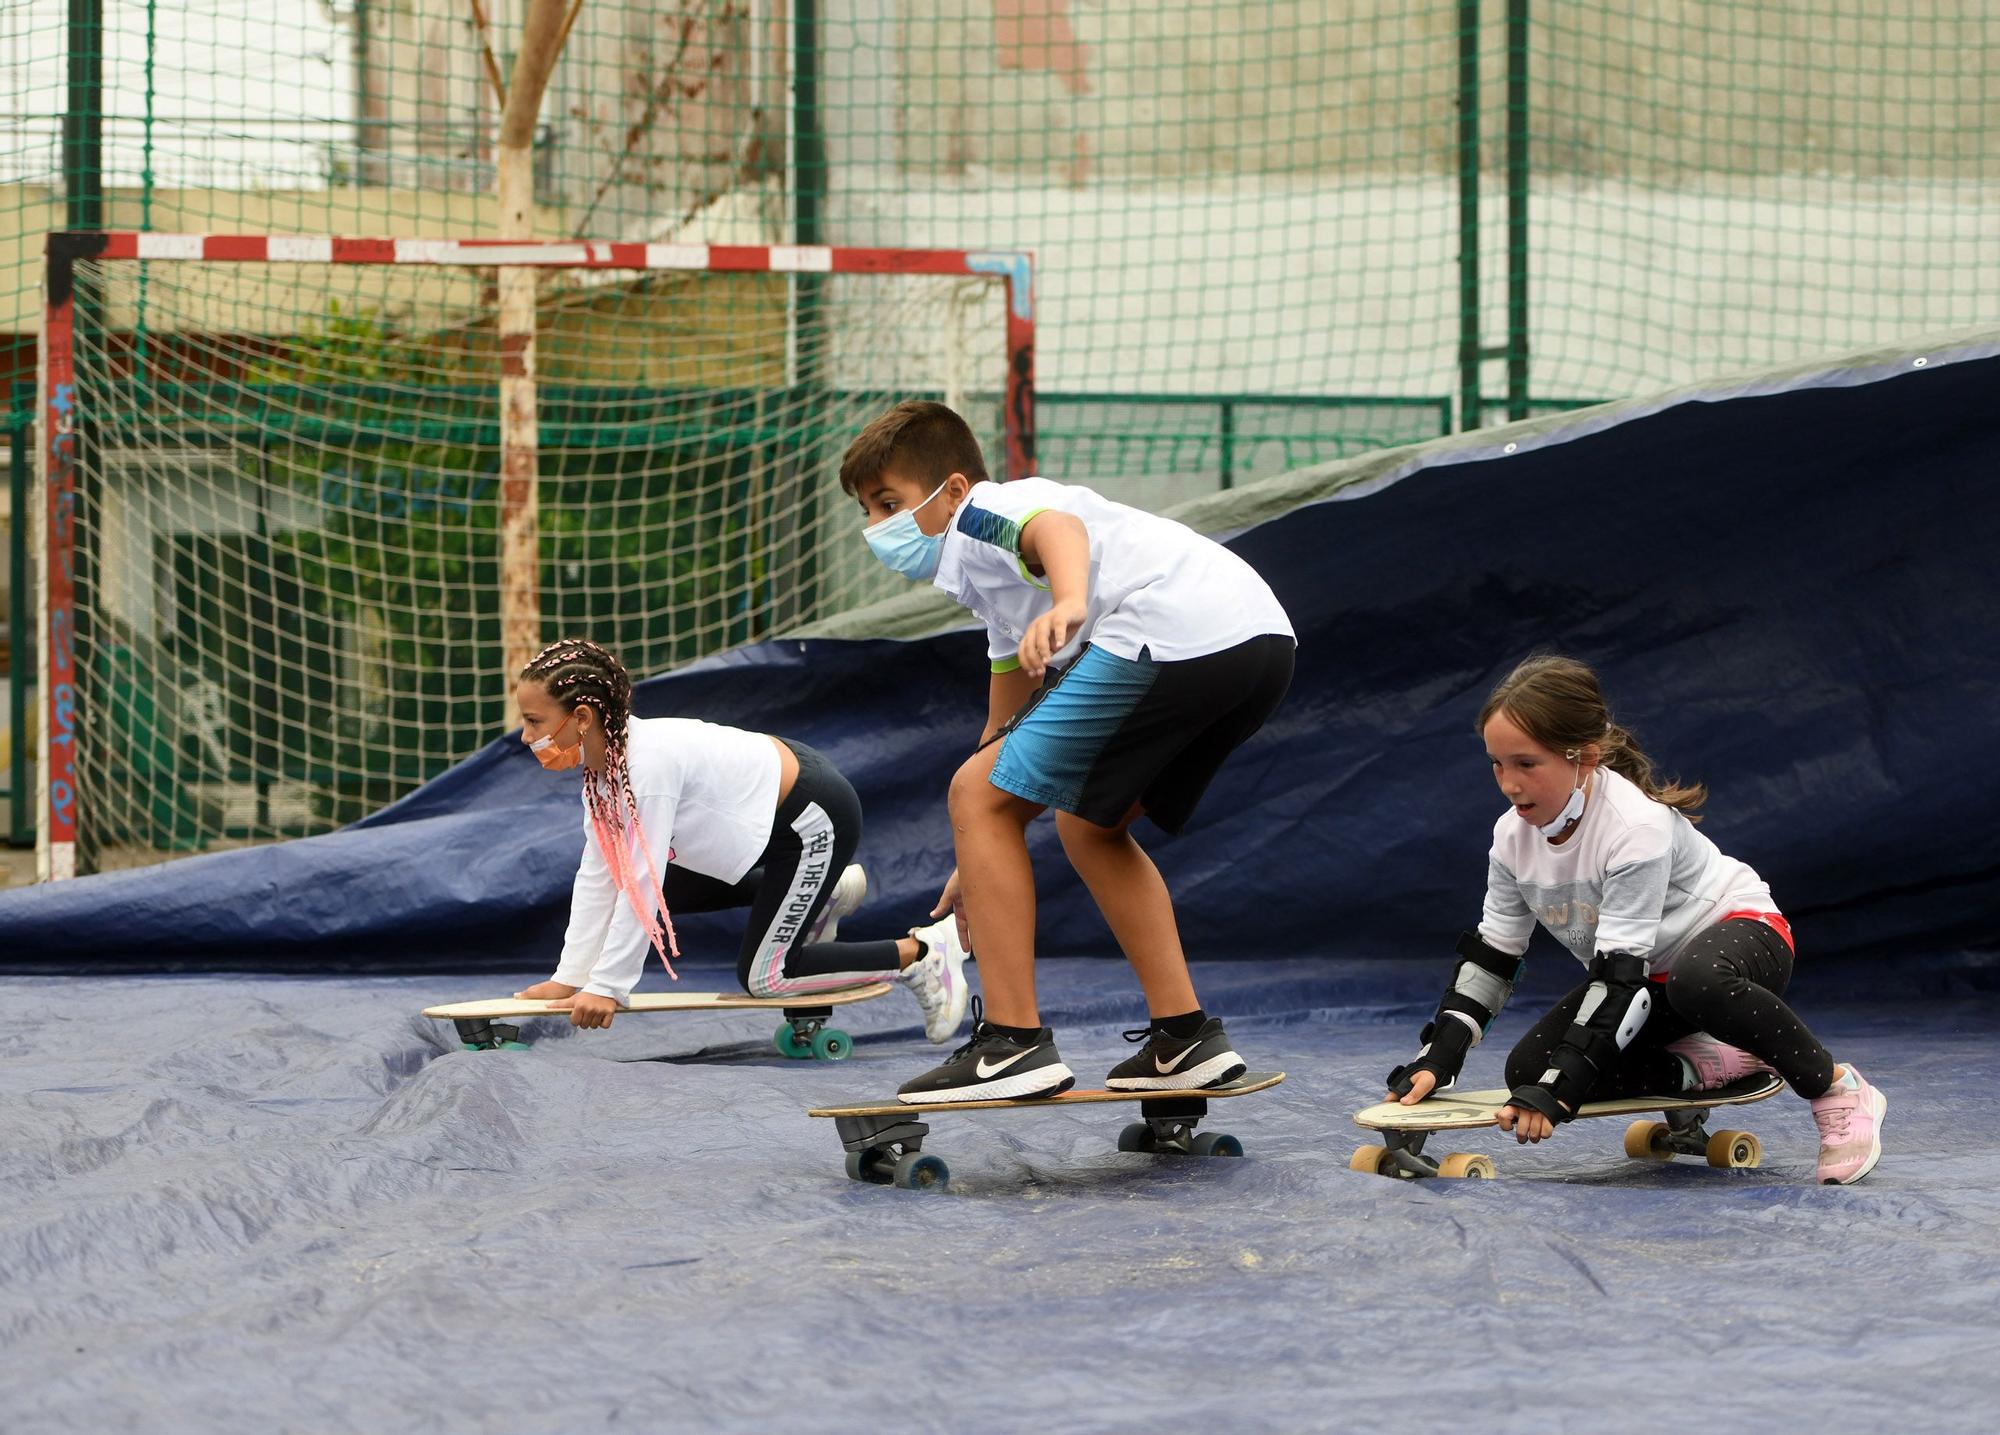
<box><xmin>38</xmin><ymin>233</ymin><xmax>1035</xmax><ymax>878</ymax></box>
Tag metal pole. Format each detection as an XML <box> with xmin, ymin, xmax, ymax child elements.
<box><xmin>793</xmin><ymin>0</ymin><xmax>827</xmax><ymax>613</ymax></box>
<box><xmin>1506</xmin><ymin>0</ymin><xmax>1530</xmax><ymax>423</ymax></box>
<box><xmin>8</xmin><ymin>392</ymin><xmax>28</xmax><ymax>846</ymax></box>
<box><xmin>1218</xmin><ymin>400</ymin><xmax>1235</xmax><ymax>491</ymax></box>
<box><xmin>64</xmin><ymin>0</ymin><xmax>103</xmax><ymax>232</ymax></box>
<box><xmin>1456</xmin><ymin>0</ymin><xmax>1481</xmax><ymax>432</ymax></box>
<box><xmin>794</xmin><ymin>0</ymin><xmax>825</xmax><ymax>249</ymax></box>
<box><xmin>135</xmin><ymin>0</ymin><xmax>158</xmax><ymax>371</ymax></box>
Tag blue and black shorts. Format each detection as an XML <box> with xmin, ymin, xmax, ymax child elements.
<box><xmin>988</xmin><ymin>633</ymin><xmax>1295</xmax><ymax>833</ymax></box>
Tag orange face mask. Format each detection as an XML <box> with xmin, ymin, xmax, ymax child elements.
<box><xmin>530</xmin><ymin>711</ymin><xmax>584</xmax><ymax>771</ymax></box>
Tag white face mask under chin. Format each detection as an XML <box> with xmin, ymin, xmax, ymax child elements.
<box><xmin>1538</xmin><ymin>759</ymin><xmax>1589</xmax><ymax>840</ymax></box>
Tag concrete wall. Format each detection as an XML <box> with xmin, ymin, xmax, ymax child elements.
<box><xmin>876</xmin><ymin>0</ymin><xmax>2000</xmax><ymax>181</ymax></box>
<box><xmin>354</xmin><ymin>0</ymin><xmax>786</xmax><ymax>239</ymax></box>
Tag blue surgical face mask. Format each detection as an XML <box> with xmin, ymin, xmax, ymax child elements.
<box><xmin>862</xmin><ymin>479</ymin><xmax>954</xmax><ymax>580</ymax></box>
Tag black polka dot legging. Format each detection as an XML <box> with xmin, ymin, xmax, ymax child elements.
<box><xmin>1503</xmin><ymin>917</ymin><xmax>1838</xmax><ymax>1102</ymax></box>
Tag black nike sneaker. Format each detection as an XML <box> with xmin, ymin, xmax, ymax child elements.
<box><xmin>1104</xmin><ymin>1017</ymin><xmax>1246</xmax><ymax>1091</ymax></box>
<box><xmin>897</xmin><ymin>999</ymin><xmax>1076</xmax><ymax>1104</ymax></box>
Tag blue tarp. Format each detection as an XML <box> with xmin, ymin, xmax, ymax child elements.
<box><xmin>4</xmin><ymin>343</ymin><xmax>2000</xmax><ymax>1432</ymax></box>
<box><xmin>1</xmin><ymin>963</ymin><xmax>1995</xmax><ymax>1433</ymax></box>
<box><xmin>2</xmin><ymin>342</ymin><xmax>1997</xmax><ymax>979</ymax></box>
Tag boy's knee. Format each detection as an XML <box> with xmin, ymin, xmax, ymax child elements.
<box><xmin>949</xmin><ymin>752</ymin><xmax>1033</xmax><ymax>830</ymax></box>
<box><xmin>947</xmin><ymin>753</ymin><xmax>994</xmax><ymax>815</ymax></box>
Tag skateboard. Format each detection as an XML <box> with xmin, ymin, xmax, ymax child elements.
<box><xmin>1350</xmin><ymin>1071</ymin><xmax>1785</xmax><ymax>1180</ymax></box>
<box><xmin>422</xmin><ymin>983</ymin><xmax>893</xmax><ymax>1062</ymax></box>
<box><xmin>808</xmin><ymin>1072</ymin><xmax>1286</xmax><ymax>1192</ymax></box>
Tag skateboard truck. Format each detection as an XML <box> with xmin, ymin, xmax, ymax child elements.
<box><xmin>1623</xmin><ymin>1103</ymin><xmax>1763</xmax><ymax>1167</ymax></box>
<box><xmin>772</xmin><ymin>1005</ymin><xmax>854</xmax><ymax>1062</ymax></box>
<box><xmin>1357</xmin><ymin>1127</ymin><xmax>1499</xmax><ymax>1180</ymax></box>
<box><xmin>1372</xmin><ymin>1128</ymin><xmax>1448</xmax><ymax>1179</ymax></box>
<box><xmin>832</xmin><ymin>1114</ymin><xmax>947</xmax><ymax>1191</ymax></box>
<box><xmin>454</xmin><ymin>1018</ymin><xmax>528</xmax><ymax>1052</ymax></box>
<box><xmin>1115</xmin><ymin>1093</ymin><xmax>1245</xmax><ymax>1158</ymax></box>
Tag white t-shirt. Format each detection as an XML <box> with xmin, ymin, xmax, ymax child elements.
<box><xmin>1476</xmin><ymin>766</ymin><xmax>1777</xmax><ymax>976</ymax></box>
<box><xmin>550</xmin><ymin>715</ymin><xmax>781</xmax><ymax>1002</ymax></box>
<box><xmin>929</xmin><ymin>477</ymin><xmax>1294</xmax><ymax>671</ymax></box>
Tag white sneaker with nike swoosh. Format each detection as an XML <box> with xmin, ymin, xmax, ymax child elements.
<box><xmin>1104</xmin><ymin>1017</ymin><xmax>1246</xmax><ymax>1091</ymax></box>
<box><xmin>896</xmin><ymin>997</ymin><xmax>1075</xmax><ymax>1103</ymax></box>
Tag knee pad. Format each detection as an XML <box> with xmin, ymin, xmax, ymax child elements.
<box><xmin>1514</xmin><ymin>951</ymin><xmax>1654</xmax><ymax>1120</ymax></box>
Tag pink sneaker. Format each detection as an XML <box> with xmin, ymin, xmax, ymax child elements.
<box><xmin>1810</xmin><ymin>1065</ymin><xmax>1887</xmax><ymax>1185</ymax></box>
<box><xmin>1666</xmin><ymin>1033</ymin><xmax>1774</xmax><ymax>1091</ymax></box>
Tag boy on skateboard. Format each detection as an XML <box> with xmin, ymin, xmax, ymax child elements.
<box><xmin>1384</xmin><ymin>654</ymin><xmax>1887</xmax><ymax>1184</ymax></box>
<box><xmin>839</xmin><ymin>400</ymin><xmax>1296</xmax><ymax>1103</ymax></box>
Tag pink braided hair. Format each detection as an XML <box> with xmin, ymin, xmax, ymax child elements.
<box><xmin>522</xmin><ymin>637</ymin><xmax>680</xmax><ymax>976</ymax></box>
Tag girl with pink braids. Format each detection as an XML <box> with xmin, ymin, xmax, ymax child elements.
<box><xmin>510</xmin><ymin>638</ymin><xmax>970</xmax><ymax>1044</ymax></box>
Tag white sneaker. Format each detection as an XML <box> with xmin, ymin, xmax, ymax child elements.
<box><xmin>807</xmin><ymin>864</ymin><xmax>867</xmax><ymax>945</ymax></box>
<box><xmin>902</xmin><ymin>915</ymin><xmax>973</xmax><ymax>1044</ymax></box>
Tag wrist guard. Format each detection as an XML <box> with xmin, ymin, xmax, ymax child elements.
<box><xmin>1387</xmin><ymin>932</ymin><xmax>1525</xmax><ymax>1096</ymax></box>
<box><xmin>1505</xmin><ymin>1082</ymin><xmax>1567</xmax><ymax>1123</ymax></box>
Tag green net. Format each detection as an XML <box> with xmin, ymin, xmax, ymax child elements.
<box><xmin>5</xmin><ymin>1</ymin><xmax>1999</xmax><ymax>867</ymax></box>
<box><xmin>55</xmin><ymin>249</ymin><xmax>1010</xmax><ymax>864</ymax></box>
<box><xmin>12</xmin><ymin>4</ymin><xmax>1995</xmax><ymax>473</ymax></box>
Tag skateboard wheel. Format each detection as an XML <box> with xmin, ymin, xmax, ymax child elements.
<box><xmin>773</xmin><ymin>1025</ymin><xmax>810</xmax><ymax>1059</ymax></box>
<box><xmin>1624</xmin><ymin>1119</ymin><xmax>1673</xmax><ymax>1161</ymax></box>
<box><xmin>892</xmin><ymin>1152</ymin><xmax>949</xmax><ymax>1192</ymax></box>
<box><xmin>1437</xmin><ymin>1152</ymin><xmax>1495</xmax><ymax>1180</ymax></box>
<box><xmin>1189</xmin><ymin>1132</ymin><xmax>1243</xmax><ymax>1159</ymax></box>
<box><xmin>1349</xmin><ymin>1144</ymin><xmax>1392</xmax><ymax>1175</ymax></box>
<box><xmin>844</xmin><ymin>1150</ymin><xmax>896</xmax><ymax>1184</ymax></box>
<box><xmin>1706</xmin><ymin>1129</ymin><xmax>1762</xmax><ymax>1169</ymax></box>
<box><xmin>810</xmin><ymin>1028</ymin><xmax>853</xmax><ymax>1062</ymax></box>
<box><xmin>1117</xmin><ymin>1121</ymin><xmax>1158</xmax><ymax>1153</ymax></box>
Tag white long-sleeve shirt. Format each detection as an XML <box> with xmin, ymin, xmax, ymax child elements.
<box><xmin>550</xmin><ymin>716</ymin><xmax>782</xmax><ymax>1003</ymax></box>
<box><xmin>1476</xmin><ymin>766</ymin><xmax>1776</xmax><ymax>976</ymax></box>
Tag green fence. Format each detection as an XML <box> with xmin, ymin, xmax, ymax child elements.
<box><xmin>5</xmin><ymin>1</ymin><xmax>1997</xmax><ymax>863</ymax></box>
<box><xmin>4</xmin><ymin>383</ymin><xmax>30</xmax><ymax>847</ymax></box>
<box><xmin>7</xmin><ymin>3</ymin><xmax>1998</xmax><ymax>448</ymax></box>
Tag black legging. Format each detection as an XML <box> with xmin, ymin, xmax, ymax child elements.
<box><xmin>662</xmin><ymin>741</ymin><xmax>903</xmax><ymax>998</ymax></box>
<box><xmin>1504</xmin><ymin>917</ymin><xmax>1837</xmax><ymax>1102</ymax></box>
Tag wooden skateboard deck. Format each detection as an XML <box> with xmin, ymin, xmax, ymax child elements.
<box><xmin>425</xmin><ymin>984</ymin><xmax>890</xmax><ymax>1021</ymax></box>
<box><xmin>424</xmin><ymin>982</ymin><xmax>893</xmax><ymax>1061</ymax></box>
<box><xmin>1350</xmin><ymin>1072</ymin><xmax>1784</xmax><ymax>1180</ymax></box>
<box><xmin>810</xmin><ymin>1072</ymin><xmax>1285</xmax><ymax>1191</ymax></box>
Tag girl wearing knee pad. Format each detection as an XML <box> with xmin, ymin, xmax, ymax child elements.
<box><xmin>509</xmin><ymin>637</ymin><xmax>970</xmax><ymax>1043</ymax></box>
<box><xmin>1385</xmin><ymin>654</ymin><xmax>1885</xmax><ymax>1185</ymax></box>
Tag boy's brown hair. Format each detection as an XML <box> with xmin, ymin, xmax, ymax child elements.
<box><xmin>839</xmin><ymin>399</ymin><xmax>990</xmax><ymax>497</ymax></box>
